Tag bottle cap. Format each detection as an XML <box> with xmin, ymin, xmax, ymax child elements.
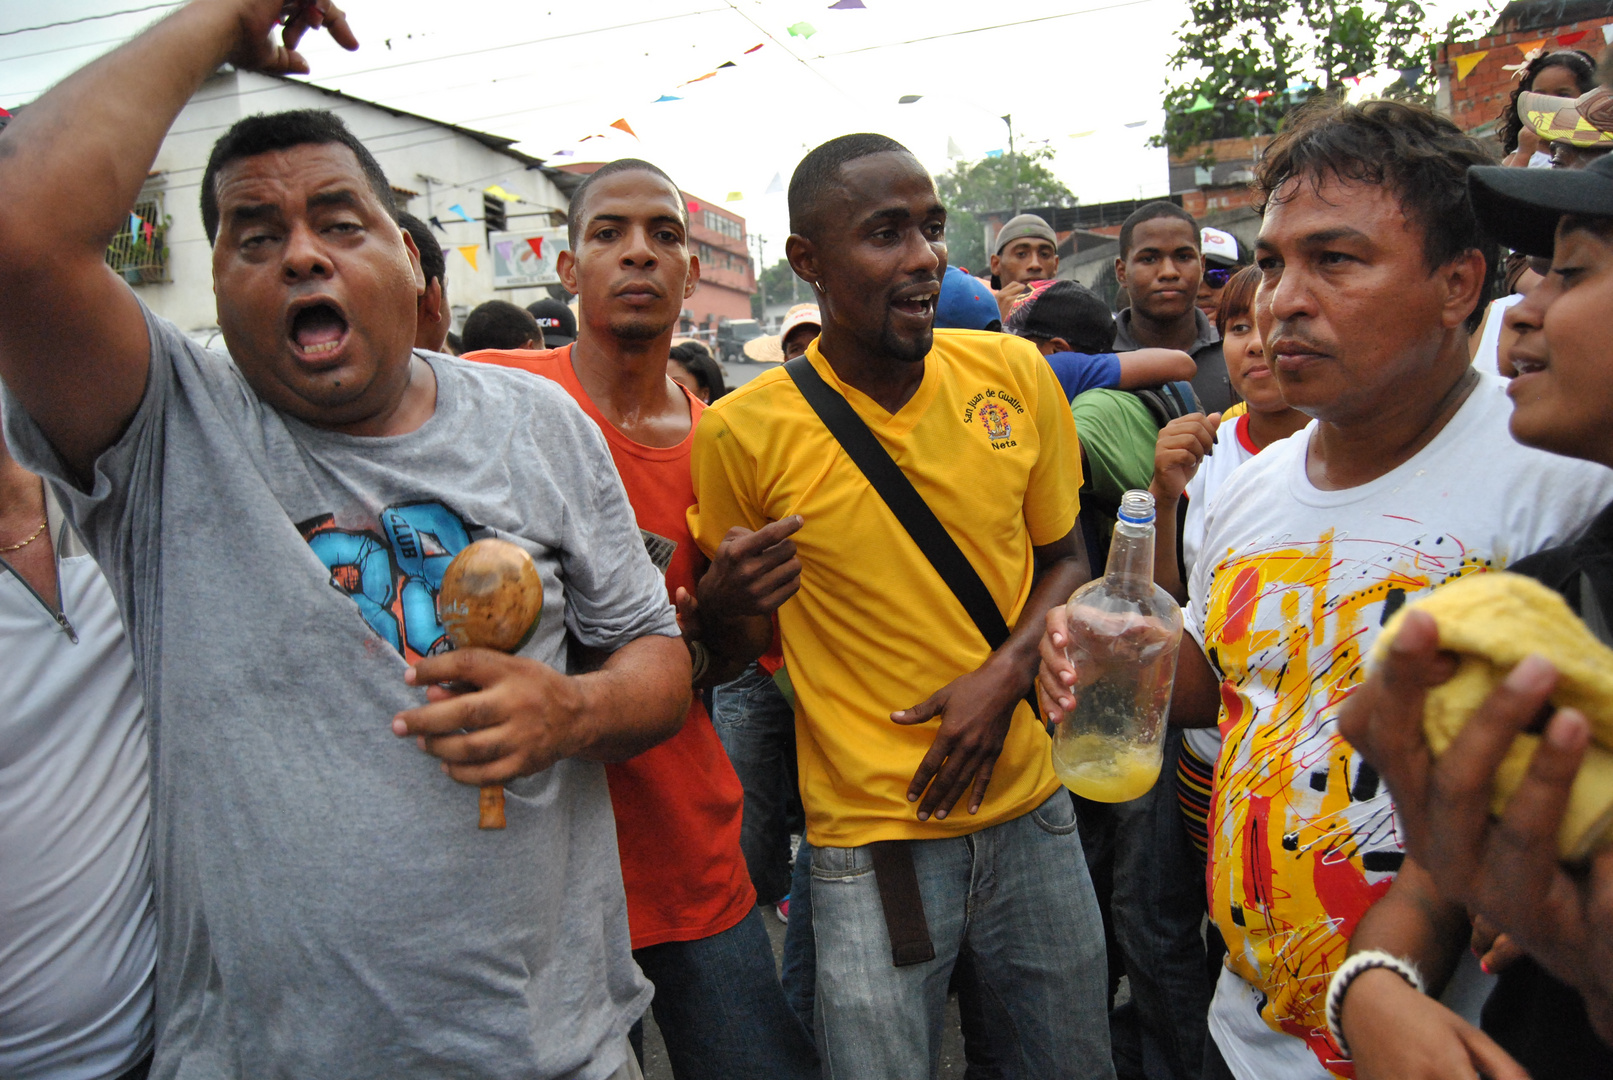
<box><xmin>1117</xmin><ymin>489</ymin><xmax>1156</xmax><ymax>525</ymax></box>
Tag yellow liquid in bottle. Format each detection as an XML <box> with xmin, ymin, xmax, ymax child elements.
<box><xmin>1052</xmin><ymin>734</ymin><xmax>1163</xmax><ymax>803</ymax></box>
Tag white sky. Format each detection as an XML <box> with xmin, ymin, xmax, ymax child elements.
<box><xmin>0</xmin><ymin>0</ymin><xmax>1470</xmax><ymax>258</ymax></box>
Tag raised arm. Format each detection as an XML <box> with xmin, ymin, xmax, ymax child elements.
<box><xmin>1114</xmin><ymin>348</ymin><xmax>1197</xmax><ymax>390</ymax></box>
<box><xmin>1148</xmin><ymin>412</ymin><xmax>1219</xmax><ymax>601</ymax></box>
<box><xmin>0</xmin><ymin>0</ymin><xmax>355</xmax><ymax>478</ymax></box>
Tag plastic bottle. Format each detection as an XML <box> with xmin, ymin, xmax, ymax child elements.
<box><xmin>1051</xmin><ymin>490</ymin><xmax>1183</xmax><ymax>802</ymax></box>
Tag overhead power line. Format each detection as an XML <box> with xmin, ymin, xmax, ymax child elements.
<box><xmin>0</xmin><ymin>2</ymin><xmax>182</xmax><ymax>38</ymax></box>
<box><xmin>811</xmin><ymin>1</ymin><xmax>1158</xmax><ymax>58</ymax></box>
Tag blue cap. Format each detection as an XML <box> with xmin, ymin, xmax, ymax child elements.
<box><xmin>935</xmin><ymin>266</ymin><xmax>1001</xmax><ymax>331</ymax></box>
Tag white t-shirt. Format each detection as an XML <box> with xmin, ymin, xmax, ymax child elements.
<box><xmin>1180</xmin><ymin>413</ymin><xmax>1261</xmax><ymax>765</ymax></box>
<box><xmin>1187</xmin><ymin>376</ymin><xmax>1613</xmax><ymax>1078</ymax></box>
<box><xmin>0</xmin><ymin>489</ymin><xmax>153</xmax><ymax>1080</ymax></box>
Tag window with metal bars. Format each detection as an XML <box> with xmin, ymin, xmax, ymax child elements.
<box><xmin>105</xmin><ymin>193</ymin><xmax>170</xmax><ymax>285</ymax></box>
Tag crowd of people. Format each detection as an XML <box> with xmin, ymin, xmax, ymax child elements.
<box><xmin>7</xmin><ymin>2</ymin><xmax>1613</xmax><ymax>1080</ymax></box>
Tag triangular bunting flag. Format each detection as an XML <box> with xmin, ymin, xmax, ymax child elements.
<box><xmin>448</xmin><ymin>204</ymin><xmax>472</xmax><ymax>223</ymax></box>
<box><xmin>1515</xmin><ymin>38</ymin><xmax>1547</xmax><ymax>57</ymax></box>
<box><xmin>457</xmin><ymin>245</ymin><xmax>479</xmax><ymax>271</ymax></box>
<box><xmin>485</xmin><ymin>184</ymin><xmax>521</xmax><ymax>203</ymax></box>
<box><xmin>947</xmin><ymin>136</ymin><xmax>964</xmax><ymax>157</ymax></box>
<box><xmin>688</xmin><ymin>200</ymin><xmax>701</xmax><ymax>213</ymax></box>
<box><xmin>1067</xmin><ymin>130</ymin><xmax>1095</xmax><ymax>138</ymax></box>
<box><xmin>681</xmin><ymin>72</ymin><xmax>717</xmax><ymax>86</ymax></box>
<box><xmin>718</xmin><ymin>61</ymin><xmax>737</xmax><ymax>69</ymax></box>
<box><xmin>526</xmin><ymin>237</ymin><xmax>544</xmax><ymax>259</ymax></box>
<box><xmin>787</xmin><ymin>21</ymin><xmax>817</xmax><ymax>38</ymax></box>
<box><xmin>1123</xmin><ymin>120</ymin><xmax>1147</xmax><ymax>128</ymax></box>
<box><xmin>1400</xmin><ymin>64</ymin><xmax>1425</xmax><ymax>85</ymax></box>
<box><xmin>726</xmin><ymin>191</ymin><xmax>743</xmax><ymax>202</ymax></box>
<box><xmin>984</xmin><ymin>149</ymin><xmax>1003</xmax><ymax>159</ymax></box>
<box><xmin>429</xmin><ymin>216</ymin><xmax>446</xmax><ymax>232</ymax></box>
<box><xmin>1454</xmin><ymin>50</ymin><xmax>1488</xmax><ymax>81</ymax></box>
<box><xmin>1185</xmin><ymin>93</ymin><xmax>1213</xmax><ymax>112</ymax></box>
<box><xmin>142</xmin><ymin>221</ymin><xmax>154</xmax><ymax>244</ymax></box>
<box><xmin>1604</xmin><ymin>23</ymin><xmax>1613</xmax><ymax>44</ymax></box>
<box><xmin>654</xmin><ymin>94</ymin><xmax>682</xmax><ymax>102</ymax></box>
<box><xmin>129</xmin><ymin>212</ymin><xmax>141</xmax><ymax>240</ymax></box>
<box><xmin>765</xmin><ymin>172</ymin><xmax>785</xmax><ymax>194</ymax></box>
<box><xmin>1557</xmin><ymin>29</ymin><xmax>1589</xmax><ymax>45</ymax></box>
<box><xmin>828</xmin><ymin>0</ymin><xmax>866</xmax><ymax>7</ymax></box>
<box><xmin>610</xmin><ymin>118</ymin><xmax>638</xmax><ymax>138</ymax></box>
<box><xmin>745</xmin><ymin>43</ymin><xmax>764</xmax><ymax>53</ymax></box>
<box><xmin>495</xmin><ymin>240</ymin><xmax>514</xmax><ymax>260</ymax></box>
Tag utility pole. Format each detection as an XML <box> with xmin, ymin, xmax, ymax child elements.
<box><xmin>1004</xmin><ymin>113</ymin><xmax>1019</xmax><ymax>217</ymax></box>
<box><xmin>751</xmin><ymin>232</ymin><xmax>768</xmax><ymax>323</ymax></box>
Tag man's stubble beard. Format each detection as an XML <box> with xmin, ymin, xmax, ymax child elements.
<box><xmin>880</xmin><ymin>321</ymin><xmax>932</xmax><ymax>364</ymax></box>
<box><xmin>608</xmin><ymin>312</ymin><xmax>674</xmax><ymax>344</ymax></box>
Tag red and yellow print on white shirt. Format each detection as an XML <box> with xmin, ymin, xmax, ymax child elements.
<box><xmin>1202</xmin><ymin>523</ymin><xmax>1493</xmax><ymax>1074</ymax></box>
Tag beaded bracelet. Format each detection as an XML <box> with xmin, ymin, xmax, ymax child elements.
<box><xmin>1325</xmin><ymin>949</ymin><xmax>1426</xmax><ymax>1057</ymax></box>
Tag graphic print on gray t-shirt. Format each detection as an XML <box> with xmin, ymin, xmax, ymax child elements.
<box><xmin>2</xmin><ymin>304</ymin><xmax>677</xmax><ymax>1080</ymax></box>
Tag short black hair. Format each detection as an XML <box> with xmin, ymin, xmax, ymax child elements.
<box><xmin>1119</xmin><ymin>201</ymin><xmax>1198</xmax><ymax>258</ymax></box>
<box><xmin>201</xmin><ymin>109</ymin><xmax>396</xmax><ymax>244</ymax></box>
<box><xmin>789</xmin><ymin>133</ymin><xmax>912</xmax><ymax>238</ymax></box>
<box><xmin>567</xmin><ymin>158</ymin><xmax>686</xmax><ymax>249</ymax></box>
<box><xmin>669</xmin><ymin>342</ymin><xmax>726</xmax><ymax>399</ymax></box>
<box><xmin>461</xmin><ymin>300</ymin><xmax>544</xmax><ymax>353</ymax></box>
<box><xmin>397</xmin><ymin>211</ymin><xmax>445</xmax><ymax>291</ymax></box>
<box><xmin>1255</xmin><ymin>98</ymin><xmax>1496</xmax><ymax>330</ymax></box>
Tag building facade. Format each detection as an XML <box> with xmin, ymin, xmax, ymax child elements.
<box><xmin>1437</xmin><ymin>0</ymin><xmax>1613</xmax><ymax>139</ymax></box>
<box><xmin>110</xmin><ymin>67</ymin><xmax>575</xmax><ymax>343</ymax></box>
<box><xmin>683</xmin><ymin>197</ymin><xmax>756</xmax><ymax>330</ymax></box>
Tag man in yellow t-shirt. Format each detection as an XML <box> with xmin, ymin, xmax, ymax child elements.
<box><xmin>688</xmin><ymin>133</ymin><xmax>1114</xmax><ymax>1080</ymax></box>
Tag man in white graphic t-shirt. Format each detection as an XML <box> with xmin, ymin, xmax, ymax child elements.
<box><xmin>1039</xmin><ymin>98</ymin><xmax>1613</xmax><ymax>1080</ymax></box>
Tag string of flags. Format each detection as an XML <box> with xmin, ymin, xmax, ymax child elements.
<box><xmin>554</xmin><ymin>1</ymin><xmax>869</xmax><ymax>161</ymax></box>
<box><xmin>1462</xmin><ymin>26</ymin><xmax>1609</xmax><ymax>83</ymax></box>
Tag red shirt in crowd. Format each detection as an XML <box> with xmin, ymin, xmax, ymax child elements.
<box><xmin>464</xmin><ymin>345</ymin><xmax>754</xmax><ymax>948</ymax></box>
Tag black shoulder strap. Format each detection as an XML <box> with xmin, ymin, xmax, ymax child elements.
<box><xmin>784</xmin><ymin>355</ymin><xmax>1011</xmax><ymax>650</ymax></box>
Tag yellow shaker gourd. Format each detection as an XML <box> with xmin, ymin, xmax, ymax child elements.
<box><xmin>1371</xmin><ymin>571</ymin><xmax>1613</xmax><ymax>861</ymax></box>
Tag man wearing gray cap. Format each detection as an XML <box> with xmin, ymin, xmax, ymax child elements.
<box><xmin>991</xmin><ymin>212</ymin><xmax>1060</xmax><ymax>319</ymax></box>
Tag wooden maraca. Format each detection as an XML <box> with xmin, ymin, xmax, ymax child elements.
<box><xmin>436</xmin><ymin>538</ymin><xmax>544</xmax><ymax>829</ymax></box>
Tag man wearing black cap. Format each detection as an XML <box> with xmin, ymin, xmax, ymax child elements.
<box><xmin>1004</xmin><ymin>278</ymin><xmax>1194</xmax><ymax>400</ymax></box>
<box><xmin>1334</xmin><ymin>141</ymin><xmax>1613</xmax><ymax>1080</ymax></box>
<box><xmin>990</xmin><ymin>212</ymin><xmax>1060</xmax><ymax>318</ymax></box>
<box><xmin>528</xmin><ymin>296</ymin><xmax>578</xmax><ymax>348</ymax></box>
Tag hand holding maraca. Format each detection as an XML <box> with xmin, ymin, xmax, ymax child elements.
<box><xmin>394</xmin><ymin>539</ymin><xmax>578</xmax><ymax>828</ymax></box>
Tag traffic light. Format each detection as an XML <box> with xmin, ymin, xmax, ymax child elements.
<box><xmin>483</xmin><ymin>193</ymin><xmax>507</xmax><ymax>234</ymax></box>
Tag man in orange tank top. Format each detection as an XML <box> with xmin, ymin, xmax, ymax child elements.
<box><xmin>464</xmin><ymin>158</ymin><xmax>816</xmax><ymax>1080</ymax></box>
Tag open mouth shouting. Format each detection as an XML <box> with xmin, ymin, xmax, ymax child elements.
<box><xmin>288</xmin><ymin>298</ymin><xmax>351</xmax><ymax>364</ymax></box>
<box><xmin>891</xmin><ymin>281</ymin><xmax>939</xmax><ymax>324</ymax></box>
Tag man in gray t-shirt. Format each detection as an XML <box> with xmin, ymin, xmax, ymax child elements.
<box><xmin>0</xmin><ymin>3</ymin><xmax>689</xmax><ymax>1076</ymax></box>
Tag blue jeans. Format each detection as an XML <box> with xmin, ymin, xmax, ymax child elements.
<box><xmin>632</xmin><ymin>906</ymin><xmax>818</xmax><ymax>1080</ymax></box>
<box><xmin>1078</xmin><ymin>728</ymin><xmax>1213</xmax><ymax>1080</ymax></box>
<box><xmin>783</xmin><ymin>836</ymin><xmax>817</xmax><ymax>1031</ymax></box>
<box><xmin>711</xmin><ymin>663</ymin><xmax>800</xmax><ymax>905</ymax></box>
<box><xmin>810</xmin><ymin>791</ymin><xmax>1115</xmax><ymax>1080</ymax></box>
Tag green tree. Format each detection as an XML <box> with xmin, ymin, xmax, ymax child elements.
<box><xmin>1156</xmin><ymin>0</ymin><xmax>1491</xmax><ymax>158</ymax></box>
<box><xmin>933</xmin><ymin>150</ymin><xmax>1077</xmax><ymax>277</ymax></box>
<box><xmin>751</xmin><ymin>257</ymin><xmax>812</xmax><ymax>319</ymax></box>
